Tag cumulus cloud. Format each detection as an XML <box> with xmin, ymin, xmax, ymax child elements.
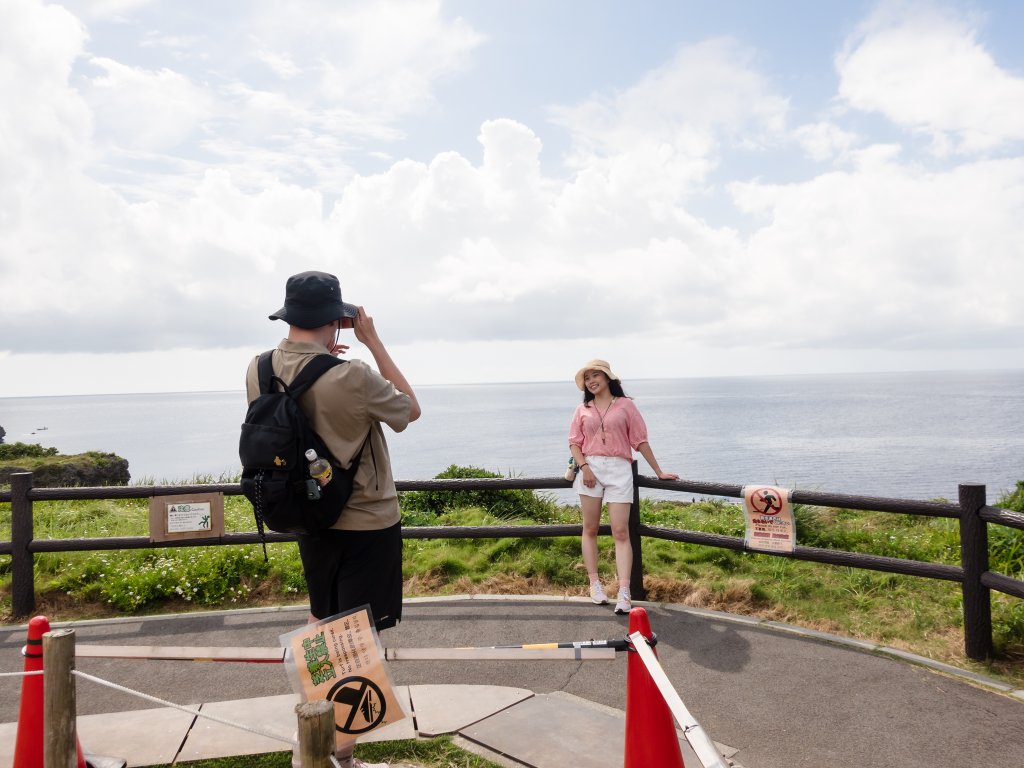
<box><xmin>729</xmin><ymin>149</ymin><xmax>1024</xmax><ymax>348</ymax></box>
<box><xmin>85</xmin><ymin>57</ymin><xmax>214</xmax><ymax>152</ymax></box>
<box><xmin>551</xmin><ymin>38</ymin><xmax>789</xmax><ymax>199</ymax></box>
<box><xmin>1</xmin><ymin>0</ymin><xmax>1022</xmax><ymax>397</ymax></box>
<box><xmin>0</xmin><ymin>1</ymin><xmax>91</xmax><ymax>174</ymax></box>
<box><xmin>0</xmin><ymin>0</ymin><xmax>485</xmax><ymax>356</ymax></box>
<box><xmin>71</xmin><ymin>0</ymin><xmax>482</xmax><ymax>197</ymax></box>
<box><xmin>837</xmin><ymin>3</ymin><xmax>1024</xmax><ymax>154</ymax></box>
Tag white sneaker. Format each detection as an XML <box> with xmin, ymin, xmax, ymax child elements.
<box><xmin>614</xmin><ymin>591</ymin><xmax>632</xmax><ymax>615</ymax></box>
<box><xmin>589</xmin><ymin>581</ymin><xmax>609</xmax><ymax>605</ymax></box>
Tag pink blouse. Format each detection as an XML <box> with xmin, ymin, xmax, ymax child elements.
<box><xmin>568</xmin><ymin>397</ymin><xmax>649</xmax><ymax>461</ymax></box>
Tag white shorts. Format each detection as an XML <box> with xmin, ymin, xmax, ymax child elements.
<box><xmin>574</xmin><ymin>455</ymin><xmax>634</xmax><ymax>504</ymax></box>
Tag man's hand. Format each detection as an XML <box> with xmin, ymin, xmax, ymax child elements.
<box><xmin>353</xmin><ymin>307</ymin><xmax>382</xmax><ymax>350</ymax></box>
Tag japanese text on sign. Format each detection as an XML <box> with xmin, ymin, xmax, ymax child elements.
<box><xmin>741</xmin><ymin>485</ymin><xmax>795</xmax><ymax>553</ymax></box>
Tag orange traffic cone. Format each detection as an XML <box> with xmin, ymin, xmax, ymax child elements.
<box><xmin>13</xmin><ymin>615</ymin><xmax>87</xmax><ymax>768</ymax></box>
<box><xmin>624</xmin><ymin>607</ymin><xmax>684</xmax><ymax>768</ymax></box>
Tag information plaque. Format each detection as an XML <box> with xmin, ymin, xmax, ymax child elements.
<box><xmin>148</xmin><ymin>491</ymin><xmax>225</xmax><ymax>542</ymax></box>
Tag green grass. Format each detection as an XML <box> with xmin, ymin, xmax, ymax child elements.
<box><xmin>146</xmin><ymin>736</ymin><xmax>504</xmax><ymax>768</ymax></box>
<box><xmin>2</xmin><ymin>475</ymin><xmax>1023</xmax><ymax>687</ymax></box>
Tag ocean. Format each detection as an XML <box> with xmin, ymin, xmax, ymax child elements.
<box><xmin>2</xmin><ymin>369</ymin><xmax>1022</xmax><ymax>504</ymax></box>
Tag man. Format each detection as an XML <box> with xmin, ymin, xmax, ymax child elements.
<box><xmin>246</xmin><ymin>270</ymin><xmax>420</xmax><ymax>768</ymax></box>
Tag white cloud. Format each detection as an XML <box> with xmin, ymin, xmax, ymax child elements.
<box><xmin>837</xmin><ymin>3</ymin><xmax>1024</xmax><ymax>154</ymax></box>
<box><xmin>794</xmin><ymin>121</ymin><xmax>861</xmax><ymax>162</ymax></box>
<box><xmin>551</xmin><ymin>37</ymin><xmax>789</xmax><ymax>194</ymax></box>
<box><xmin>1</xmin><ymin>0</ymin><xmax>1023</xmax><ymax>398</ymax></box>
<box><xmin>85</xmin><ymin>57</ymin><xmax>214</xmax><ymax>151</ymax></box>
<box><xmin>243</xmin><ymin>0</ymin><xmax>483</xmax><ymax>119</ymax></box>
<box><xmin>0</xmin><ymin>0</ymin><xmax>92</xmax><ymax>176</ymax></box>
<box><xmin>729</xmin><ymin>151</ymin><xmax>1024</xmax><ymax>348</ymax></box>
<box><xmin>252</xmin><ymin>48</ymin><xmax>302</xmax><ymax>80</ymax></box>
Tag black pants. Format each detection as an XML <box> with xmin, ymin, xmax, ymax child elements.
<box><xmin>297</xmin><ymin>522</ymin><xmax>403</xmax><ymax>631</ymax></box>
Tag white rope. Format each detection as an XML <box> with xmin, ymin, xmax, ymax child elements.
<box><xmin>71</xmin><ymin>669</ymin><xmax>296</xmax><ymax>748</ymax></box>
<box><xmin>73</xmin><ymin>670</ymin><xmax>346</xmax><ymax>766</ymax></box>
<box><xmin>627</xmin><ymin>631</ymin><xmax>729</xmax><ymax>768</ymax></box>
<box><xmin>8</xmin><ymin>668</ymin><xmax>353</xmax><ymax>765</ymax></box>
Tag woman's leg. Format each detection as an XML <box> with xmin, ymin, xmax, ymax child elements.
<box><xmin>580</xmin><ymin>494</ymin><xmax>604</xmax><ymax>579</ymax></box>
<box><xmin>607</xmin><ymin>502</ymin><xmax>632</xmax><ymax>593</ymax></box>
<box><xmin>580</xmin><ymin>493</ymin><xmax>609</xmax><ymax>603</ymax></box>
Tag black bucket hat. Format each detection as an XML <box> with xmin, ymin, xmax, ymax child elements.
<box><xmin>268</xmin><ymin>271</ymin><xmax>358</xmax><ymax>329</ymax></box>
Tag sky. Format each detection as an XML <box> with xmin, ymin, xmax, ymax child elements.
<box><xmin>1</xmin><ymin>0</ymin><xmax>1023</xmax><ymax>397</ymax></box>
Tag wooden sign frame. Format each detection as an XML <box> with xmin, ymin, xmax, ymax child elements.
<box><xmin>148</xmin><ymin>491</ymin><xmax>225</xmax><ymax>542</ymax></box>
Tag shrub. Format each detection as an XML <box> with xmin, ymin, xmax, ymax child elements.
<box><xmin>0</xmin><ymin>442</ymin><xmax>58</xmax><ymax>460</ymax></box>
<box><xmin>0</xmin><ymin>451</ymin><xmax>130</xmax><ymax>486</ymax></box>
<box><xmin>400</xmin><ymin>464</ymin><xmax>557</xmax><ymax>521</ymax></box>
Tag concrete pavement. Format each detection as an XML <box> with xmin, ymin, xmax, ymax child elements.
<box><xmin>2</xmin><ymin>596</ymin><xmax>1023</xmax><ymax>767</ymax></box>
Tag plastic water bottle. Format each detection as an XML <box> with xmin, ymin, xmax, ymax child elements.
<box><xmin>305</xmin><ymin>449</ymin><xmax>333</xmax><ymax>487</ymax></box>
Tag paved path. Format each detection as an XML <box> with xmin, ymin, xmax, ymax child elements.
<box><xmin>2</xmin><ymin>597</ymin><xmax>1023</xmax><ymax>768</ymax></box>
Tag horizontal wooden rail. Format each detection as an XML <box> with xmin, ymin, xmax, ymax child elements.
<box><xmin>981</xmin><ymin>570</ymin><xmax>1024</xmax><ymax>600</ymax></box>
<box><xmin>0</xmin><ymin>482</ymin><xmax>241</xmax><ymax>503</ymax></box>
<box><xmin>979</xmin><ymin>505</ymin><xmax>1024</xmax><ymax>532</ymax></box>
<box><xmin>638</xmin><ymin>477</ymin><xmax>961</xmax><ymax>518</ymax></box>
<box><xmin>0</xmin><ymin>475</ymin><xmax>964</xmax><ymax>518</ymax></box>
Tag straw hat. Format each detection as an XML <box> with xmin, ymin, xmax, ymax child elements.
<box><xmin>575</xmin><ymin>359</ymin><xmax>619</xmax><ymax>390</ymax></box>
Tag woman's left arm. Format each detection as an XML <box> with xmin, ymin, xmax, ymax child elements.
<box><xmin>636</xmin><ymin>442</ymin><xmax>679</xmax><ymax>481</ymax></box>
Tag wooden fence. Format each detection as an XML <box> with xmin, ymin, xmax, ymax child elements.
<box><xmin>2</xmin><ymin>468</ymin><xmax>1023</xmax><ymax>661</ymax></box>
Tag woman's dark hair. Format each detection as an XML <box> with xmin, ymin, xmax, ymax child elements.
<box><xmin>583</xmin><ymin>377</ymin><xmax>627</xmax><ymax>405</ymax></box>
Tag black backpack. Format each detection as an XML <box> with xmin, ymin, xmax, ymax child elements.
<box><xmin>239</xmin><ymin>351</ymin><xmax>369</xmax><ymax>555</ymax></box>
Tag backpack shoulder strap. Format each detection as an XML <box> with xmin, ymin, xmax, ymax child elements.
<box><xmin>257</xmin><ymin>350</ymin><xmax>347</xmax><ymax>397</ymax></box>
<box><xmin>287</xmin><ymin>354</ymin><xmax>347</xmax><ymax>399</ymax></box>
<box><xmin>256</xmin><ymin>351</ymin><xmax>276</xmax><ymax>394</ymax></box>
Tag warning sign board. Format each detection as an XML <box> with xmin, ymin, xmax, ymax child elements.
<box><xmin>741</xmin><ymin>485</ymin><xmax>795</xmax><ymax>553</ymax></box>
<box><xmin>281</xmin><ymin>606</ymin><xmax>406</xmax><ymax>751</ymax></box>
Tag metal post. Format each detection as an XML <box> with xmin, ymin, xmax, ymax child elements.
<box><xmin>11</xmin><ymin>472</ymin><xmax>36</xmax><ymax>618</ymax></box>
<box><xmin>295</xmin><ymin>699</ymin><xmax>336</xmax><ymax>768</ymax></box>
<box><xmin>43</xmin><ymin>629</ymin><xmax>78</xmax><ymax>768</ymax></box>
<box><xmin>628</xmin><ymin>460</ymin><xmax>646</xmax><ymax>601</ymax></box>
<box><xmin>959</xmin><ymin>483</ymin><xmax>992</xmax><ymax>660</ymax></box>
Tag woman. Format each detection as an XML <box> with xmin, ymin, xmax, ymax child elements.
<box><xmin>568</xmin><ymin>359</ymin><xmax>679</xmax><ymax>614</ymax></box>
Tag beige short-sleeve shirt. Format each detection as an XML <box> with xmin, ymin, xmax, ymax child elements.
<box><xmin>245</xmin><ymin>339</ymin><xmax>412</xmax><ymax>531</ymax></box>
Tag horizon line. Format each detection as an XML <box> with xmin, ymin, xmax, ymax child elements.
<box><xmin>2</xmin><ymin>365</ymin><xmax>1023</xmax><ymax>400</ymax></box>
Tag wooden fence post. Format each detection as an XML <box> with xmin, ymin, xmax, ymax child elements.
<box><xmin>959</xmin><ymin>483</ymin><xmax>993</xmax><ymax>660</ymax></box>
<box><xmin>11</xmin><ymin>472</ymin><xmax>36</xmax><ymax>618</ymax></box>
<box><xmin>629</xmin><ymin>460</ymin><xmax>646</xmax><ymax>601</ymax></box>
<box><xmin>43</xmin><ymin>629</ymin><xmax>78</xmax><ymax>768</ymax></box>
<box><xmin>295</xmin><ymin>699</ymin><xmax>335</xmax><ymax>767</ymax></box>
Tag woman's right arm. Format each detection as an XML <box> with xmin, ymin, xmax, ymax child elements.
<box><xmin>568</xmin><ymin>406</ymin><xmax>595</xmax><ymax>484</ymax></box>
